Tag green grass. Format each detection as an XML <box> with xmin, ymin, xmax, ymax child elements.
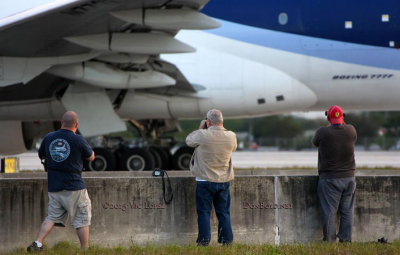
<box><xmin>3</xmin><ymin>241</ymin><xmax>400</xmax><ymax>255</ymax></box>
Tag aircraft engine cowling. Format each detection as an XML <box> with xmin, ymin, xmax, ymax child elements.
<box><xmin>0</xmin><ymin>121</ymin><xmax>58</xmax><ymax>155</ymax></box>
<box><xmin>0</xmin><ymin>121</ymin><xmax>30</xmax><ymax>155</ymax></box>
<box><xmin>47</xmin><ymin>62</ymin><xmax>176</xmax><ymax>89</ymax></box>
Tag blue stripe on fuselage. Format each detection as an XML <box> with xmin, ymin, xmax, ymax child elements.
<box><xmin>205</xmin><ymin>19</ymin><xmax>400</xmax><ymax>70</ymax></box>
<box><xmin>202</xmin><ymin>0</ymin><xmax>400</xmax><ymax>49</ymax></box>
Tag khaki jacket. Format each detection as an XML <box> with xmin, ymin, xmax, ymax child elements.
<box><xmin>186</xmin><ymin>126</ymin><xmax>237</xmax><ymax>183</ymax></box>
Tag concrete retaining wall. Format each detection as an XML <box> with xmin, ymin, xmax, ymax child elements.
<box><xmin>1</xmin><ymin>171</ymin><xmax>400</xmax><ymax>251</ymax></box>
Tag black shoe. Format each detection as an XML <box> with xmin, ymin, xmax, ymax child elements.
<box><xmin>378</xmin><ymin>237</ymin><xmax>391</xmax><ymax>244</ymax></box>
<box><xmin>27</xmin><ymin>242</ymin><xmax>42</xmax><ymax>252</ymax></box>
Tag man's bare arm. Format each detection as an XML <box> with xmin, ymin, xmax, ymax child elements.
<box><xmin>311</xmin><ymin>137</ymin><xmax>319</xmax><ymax>147</ymax></box>
<box><xmin>311</xmin><ymin>132</ymin><xmax>319</xmax><ymax>148</ymax></box>
<box><xmin>87</xmin><ymin>151</ymin><xmax>95</xmax><ymax>162</ymax></box>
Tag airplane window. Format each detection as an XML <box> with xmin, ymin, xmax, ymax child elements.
<box><xmin>345</xmin><ymin>21</ymin><xmax>352</xmax><ymax>29</ymax></box>
<box><xmin>278</xmin><ymin>13</ymin><xmax>288</xmax><ymax>25</ymax></box>
<box><xmin>257</xmin><ymin>98</ymin><xmax>266</xmax><ymax>104</ymax></box>
<box><xmin>276</xmin><ymin>95</ymin><xmax>284</xmax><ymax>102</ymax></box>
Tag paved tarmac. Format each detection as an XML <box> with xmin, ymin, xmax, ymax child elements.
<box><xmin>232</xmin><ymin>150</ymin><xmax>400</xmax><ymax>169</ymax></box>
<box><xmin>3</xmin><ymin>150</ymin><xmax>400</xmax><ymax>171</ymax></box>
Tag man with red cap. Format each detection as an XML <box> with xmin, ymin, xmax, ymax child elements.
<box><xmin>312</xmin><ymin>105</ymin><xmax>357</xmax><ymax>242</ymax></box>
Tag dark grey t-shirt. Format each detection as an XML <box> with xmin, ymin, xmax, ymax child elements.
<box><xmin>312</xmin><ymin>124</ymin><xmax>357</xmax><ymax>179</ymax></box>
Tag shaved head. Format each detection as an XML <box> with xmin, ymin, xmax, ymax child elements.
<box><xmin>62</xmin><ymin>111</ymin><xmax>79</xmax><ymax>128</ymax></box>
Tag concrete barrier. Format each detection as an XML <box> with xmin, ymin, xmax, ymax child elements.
<box><xmin>1</xmin><ymin>171</ymin><xmax>400</xmax><ymax>251</ymax></box>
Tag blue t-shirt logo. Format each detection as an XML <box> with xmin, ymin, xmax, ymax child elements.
<box><xmin>49</xmin><ymin>139</ymin><xmax>71</xmax><ymax>162</ymax></box>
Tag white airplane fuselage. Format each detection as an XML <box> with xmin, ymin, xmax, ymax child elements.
<box><xmin>161</xmin><ymin>23</ymin><xmax>400</xmax><ymax>117</ymax></box>
<box><xmin>118</xmin><ymin>22</ymin><xmax>400</xmax><ymax>121</ymax></box>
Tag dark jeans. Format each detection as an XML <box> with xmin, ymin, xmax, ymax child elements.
<box><xmin>318</xmin><ymin>177</ymin><xmax>356</xmax><ymax>242</ymax></box>
<box><xmin>196</xmin><ymin>181</ymin><xmax>233</xmax><ymax>246</ymax></box>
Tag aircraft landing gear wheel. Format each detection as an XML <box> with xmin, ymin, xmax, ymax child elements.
<box><xmin>149</xmin><ymin>146</ymin><xmax>170</xmax><ymax>169</ymax></box>
<box><xmin>172</xmin><ymin>146</ymin><xmax>194</xmax><ymax>170</ymax></box>
<box><xmin>121</xmin><ymin>148</ymin><xmax>155</xmax><ymax>171</ymax></box>
<box><xmin>84</xmin><ymin>148</ymin><xmax>115</xmax><ymax>171</ymax></box>
<box><xmin>149</xmin><ymin>146</ymin><xmax>162</xmax><ymax>169</ymax></box>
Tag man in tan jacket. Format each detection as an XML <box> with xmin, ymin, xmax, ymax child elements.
<box><xmin>186</xmin><ymin>109</ymin><xmax>237</xmax><ymax>246</ymax></box>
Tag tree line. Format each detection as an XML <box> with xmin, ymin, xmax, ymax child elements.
<box><xmin>174</xmin><ymin>112</ymin><xmax>400</xmax><ymax>150</ymax></box>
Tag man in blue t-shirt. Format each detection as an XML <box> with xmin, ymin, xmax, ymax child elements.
<box><xmin>27</xmin><ymin>111</ymin><xmax>94</xmax><ymax>252</ymax></box>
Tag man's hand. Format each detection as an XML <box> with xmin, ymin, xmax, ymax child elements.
<box><xmin>87</xmin><ymin>151</ymin><xmax>95</xmax><ymax>162</ymax></box>
<box><xmin>199</xmin><ymin>120</ymin><xmax>207</xmax><ymax>129</ymax></box>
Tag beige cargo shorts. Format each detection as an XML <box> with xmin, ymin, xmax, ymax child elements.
<box><xmin>46</xmin><ymin>189</ymin><xmax>91</xmax><ymax>228</ymax></box>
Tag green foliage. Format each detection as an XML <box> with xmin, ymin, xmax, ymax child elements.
<box><xmin>3</xmin><ymin>242</ymin><xmax>400</xmax><ymax>255</ymax></box>
<box><xmin>252</xmin><ymin>116</ymin><xmax>304</xmax><ymax>138</ymax></box>
<box><xmin>171</xmin><ymin>119</ymin><xmax>203</xmax><ymax>141</ymax></box>
<box><xmin>223</xmin><ymin>119</ymin><xmax>250</xmax><ymax>132</ymax></box>
<box><xmin>294</xmin><ymin>117</ymin><xmax>326</xmax><ymax>131</ymax></box>
<box><xmin>107</xmin><ymin>122</ymin><xmax>140</xmax><ymax>140</ymax></box>
<box><xmin>345</xmin><ymin>112</ymin><xmax>384</xmax><ymax>137</ymax></box>
<box><xmin>178</xmin><ymin>119</ymin><xmax>203</xmax><ymax>131</ymax></box>
<box><xmin>383</xmin><ymin>112</ymin><xmax>400</xmax><ymax>137</ymax></box>
<box><xmin>106</xmin><ymin>111</ymin><xmax>400</xmax><ymax>150</ymax></box>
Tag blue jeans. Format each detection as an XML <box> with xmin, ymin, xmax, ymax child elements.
<box><xmin>318</xmin><ymin>177</ymin><xmax>356</xmax><ymax>242</ymax></box>
<box><xmin>196</xmin><ymin>181</ymin><xmax>233</xmax><ymax>245</ymax></box>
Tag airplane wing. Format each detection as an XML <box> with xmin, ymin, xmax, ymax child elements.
<box><xmin>0</xmin><ymin>0</ymin><xmax>219</xmax><ymax>136</ymax></box>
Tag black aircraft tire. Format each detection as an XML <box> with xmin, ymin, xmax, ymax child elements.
<box><xmin>172</xmin><ymin>146</ymin><xmax>194</xmax><ymax>170</ymax></box>
<box><xmin>155</xmin><ymin>147</ymin><xmax>170</xmax><ymax>170</ymax></box>
<box><xmin>149</xmin><ymin>146</ymin><xmax>162</xmax><ymax>169</ymax></box>
<box><xmin>120</xmin><ymin>148</ymin><xmax>155</xmax><ymax>171</ymax></box>
<box><xmin>149</xmin><ymin>146</ymin><xmax>170</xmax><ymax>170</ymax></box>
<box><xmin>84</xmin><ymin>148</ymin><xmax>116</xmax><ymax>171</ymax></box>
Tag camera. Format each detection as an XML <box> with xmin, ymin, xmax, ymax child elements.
<box><xmin>152</xmin><ymin>168</ymin><xmax>173</xmax><ymax>204</ymax></box>
<box><xmin>152</xmin><ymin>168</ymin><xmax>164</xmax><ymax>177</ymax></box>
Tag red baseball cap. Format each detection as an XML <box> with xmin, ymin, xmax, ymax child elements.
<box><xmin>326</xmin><ymin>105</ymin><xmax>344</xmax><ymax>124</ymax></box>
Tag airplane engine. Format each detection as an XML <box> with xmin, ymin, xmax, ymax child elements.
<box><xmin>48</xmin><ymin>62</ymin><xmax>176</xmax><ymax>89</ymax></box>
<box><xmin>0</xmin><ymin>121</ymin><xmax>31</xmax><ymax>155</ymax></box>
<box><xmin>0</xmin><ymin>121</ymin><xmax>58</xmax><ymax>155</ymax></box>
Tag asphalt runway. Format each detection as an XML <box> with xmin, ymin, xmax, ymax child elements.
<box><xmin>232</xmin><ymin>151</ymin><xmax>400</xmax><ymax>169</ymax></box>
<box><xmin>4</xmin><ymin>151</ymin><xmax>400</xmax><ymax>171</ymax></box>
